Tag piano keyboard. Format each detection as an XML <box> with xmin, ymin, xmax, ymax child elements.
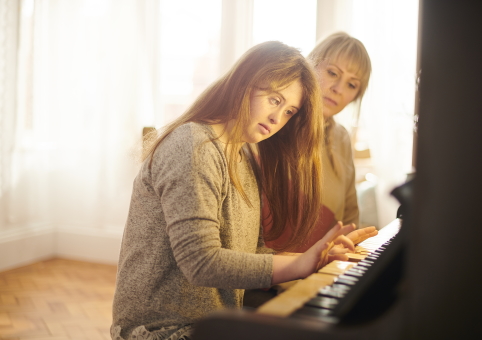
<box><xmin>256</xmin><ymin>219</ymin><xmax>402</xmax><ymax>321</ymax></box>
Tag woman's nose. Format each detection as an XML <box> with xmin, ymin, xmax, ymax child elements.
<box><xmin>269</xmin><ymin>111</ymin><xmax>281</xmax><ymax>124</ymax></box>
<box><xmin>330</xmin><ymin>79</ymin><xmax>341</xmax><ymax>94</ymax></box>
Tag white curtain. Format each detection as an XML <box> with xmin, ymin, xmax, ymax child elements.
<box><xmin>3</xmin><ymin>0</ymin><xmax>161</xmax><ymax>235</ymax></box>
<box><xmin>1</xmin><ymin>0</ymin><xmax>418</xmax><ymax>239</ymax></box>
<box><xmin>0</xmin><ymin>0</ymin><xmax>20</xmax><ymax>232</ymax></box>
<box><xmin>317</xmin><ymin>0</ymin><xmax>419</xmax><ymax>228</ymax></box>
<box><xmin>2</xmin><ymin>0</ymin><xmax>224</xmax><ymax>243</ymax></box>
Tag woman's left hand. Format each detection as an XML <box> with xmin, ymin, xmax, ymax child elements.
<box><xmin>328</xmin><ymin>224</ymin><xmax>379</xmax><ymax>260</ymax></box>
<box><xmin>346</xmin><ymin>226</ymin><xmax>378</xmax><ymax>245</ymax></box>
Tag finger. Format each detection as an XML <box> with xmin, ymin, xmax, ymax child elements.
<box><xmin>356</xmin><ymin>227</ymin><xmax>378</xmax><ymax>243</ymax></box>
<box><xmin>329</xmin><ymin>246</ymin><xmax>349</xmax><ymax>255</ymax></box>
<box><xmin>328</xmin><ymin>253</ymin><xmax>349</xmax><ymax>262</ymax></box>
<box><xmin>317</xmin><ymin>222</ymin><xmax>343</xmax><ymax>245</ymax></box>
<box><xmin>339</xmin><ymin>223</ymin><xmax>357</xmax><ymax>239</ymax></box>
<box><xmin>347</xmin><ymin>226</ymin><xmax>378</xmax><ymax>244</ymax></box>
<box><xmin>334</xmin><ymin>235</ymin><xmax>355</xmax><ymax>252</ymax></box>
<box><xmin>359</xmin><ymin>226</ymin><xmax>377</xmax><ymax>236</ymax></box>
<box><xmin>342</xmin><ymin>223</ymin><xmax>357</xmax><ymax>235</ymax></box>
<box><xmin>313</xmin><ymin>222</ymin><xmax>354</xmax><ymax>271</ymax></box>
<box><xmin>364</xmin><ymin>229</ymin><xmax>379</xmax><ymax>239</ymax></box>
<box><xmin>325</xmin><ymin>221</ymin><xmax>356</xmax><ymax>244</ymax></box>
<box><xmin>317</xmin><ymin>241</ymin><xmax>334</xmax><ymax>270</ymax></box>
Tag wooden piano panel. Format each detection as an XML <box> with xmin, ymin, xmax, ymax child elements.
<box><xmin>256</xmin><ymin>261</ymin><xmax>353</xmax><ymax>317</ymax></box>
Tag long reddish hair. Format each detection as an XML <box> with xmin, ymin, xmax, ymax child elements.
<box><xmin>144</xmin><ymin>41</ymin><xmax>324</xmax><ymax>251</ymax></box>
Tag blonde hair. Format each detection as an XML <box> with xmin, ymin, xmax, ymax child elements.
<box><xmin>144</xmin><ymin>41</ymin><xmax>324</xmax><ymax>251</ymax></box>
<box><xmin>307</xmin><ymin>32</ymin><xmax>371</xmax><ymax>101</ymax></box>
<box><xmin>308</xmin><ymin>32</ymin><xmax>372</xmax><ymax>177</ymax></box>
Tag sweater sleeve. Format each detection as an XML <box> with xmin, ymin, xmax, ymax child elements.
<box><xmin>150</xmin><ymin>124</ymin><xmax>272</xmax><ymax>289</ymax></box>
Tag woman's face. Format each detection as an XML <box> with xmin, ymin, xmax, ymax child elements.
<box><xmin>242</xmin><ymin>80</ymin><xmax>303</xmax><ymax>144</ymax></box>
<box><xmin>316</xmin><ymin>58</ymin><xmax>361</xmax><ymax>119</ymax></box>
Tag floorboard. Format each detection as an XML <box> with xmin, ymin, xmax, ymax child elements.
<box><xmin>0</xmin><ymin>258</ymin><xmax>117</xmax><ymax>340</ymax></box>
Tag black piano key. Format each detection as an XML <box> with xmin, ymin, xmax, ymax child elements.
<box><xmin>357</xmin><ymin>262</ymin><xmax>373</xmax><ymax>269</ymax></box>
<box><xmin>367</xmin><ymin>253</ymin><xmax>380</xmax><ymax>257</ymax></box>
<box><xmin>306</xmin><ymin>296</ymin><xmax>339</xmax><ymax>309</ymax></box>
<box><xmin>318</xmin><ymin>284</ymin><xmax>349</xmax><ymax>298</ymax></box>
<box><xmin>346</xmin><ymin>269</ymin><xmax>367</xmax><ymax>276</ymax></box>
<box><xmin>291</xmin><ymin>305</ymin><xmax>339</xmax><ymax>324</ymax></box>
<box><xmin>335</xmin><ymin>278</ymin><xmax>357</xmax><ymax>286</ymax></box>
<box><xmin>338</xmin><ymin>274</ymin><xmax>359</xmax><ymax>282</ymax></box>
<box><xmin>344</xmin><ymin>271</ymin><xmax>364</xmax><ymax>278</ymax></box>
<box><xmin>361</xmin><ymin>259</ymin><xmax>375</xmax><ymax>264</ymax></box>
<box><xmin>321</xmin><ymin>283</ymin><xmax>351</xmax><ymax>293</ymax></box>
<box><xmin>332</xmin><ymin>283</ymin><xmax>351</xmax><ymax>290</ymax></box>
<box><xmin>360</xmin><ymin>257</ymin><xmax>374</xmax><ymax>262</ymax></box>
<box><xmin>291</xmin><ymin>304</ymin><xmax>340</xmax><ymax>324</ymax></box>
<box><xmin>318</xmin><ymin>288</ymin><xmax>347</xmax><ymax>299</ymax></box>
<box><xmin>348</xmin><ymin>266</ymin><xmax>368</xmax><ymax>273</ymax></box>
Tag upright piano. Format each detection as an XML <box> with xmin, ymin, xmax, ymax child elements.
<box><xmin>193</xmin><ymin>1</ymin><xmax>482</xmax><ymax>338</ymax></box>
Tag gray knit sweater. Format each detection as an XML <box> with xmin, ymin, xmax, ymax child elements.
<box><xmin>111</xmin><ymin>122</ymin><xmax>273</xmax><ymax>339</ymax></box>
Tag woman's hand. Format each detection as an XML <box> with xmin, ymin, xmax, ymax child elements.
<box><xmin>327</xmin><ymin>222</ymin><xmax>357</xmax><ymax>262</ymax></box>
<box><xmin>271</xmin><ymin>222</ymin><xmax>356</xmax><ymax>285</ymax></box>
<box><xmin>304</xmin><ymin>222</ymin><xmax>357</xmax><ymax>272</ymax></box>
<box><xmin>345</xmin><ymin>226</ymin><xmax>378</xmax><ymax>245</ymax></box>
<box><xmin>328</xmin><ymin>223</ymin><xmax>378</xmax><ymax>260</ymax></box>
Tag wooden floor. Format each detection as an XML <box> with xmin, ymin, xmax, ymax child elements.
<box><xmin>0</xmin><ymin>258</ymin><xmax>117</xmax><ymax>340</ymax></box>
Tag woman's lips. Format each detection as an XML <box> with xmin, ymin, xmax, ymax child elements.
<box><xmin>323</xmin><ymin>96</ymin><xmax>337</xmax><ymax>106</ymax></box>
<box><xmin>258</xmin><ymin>123</ymin><xmax>270</xmax><ymax>134</ymax></box>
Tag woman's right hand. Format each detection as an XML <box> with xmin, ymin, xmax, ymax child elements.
<box><xmin>271</xmin><ymin>222</ymin><xmax>355</xmax><ymax>285</ymax></box>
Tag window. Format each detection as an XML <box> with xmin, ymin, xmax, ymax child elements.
<box><xmin>156</xmin><ymin>0</ymin><xmax>221</xmax><ymax>127</ymax></box>
<box><xmin>253</xmin><ymin>0</ymin><xmax>317</xmax><ymax>55</ymax></box>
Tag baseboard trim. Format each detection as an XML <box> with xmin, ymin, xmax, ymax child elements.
<box><xmin>56</xmin><ymin>227</ymin><xmax>123</xmax><ymax>265</ymax></box>
<box><xmin>0</xmin><ymin>225</ymin><xmax>56</xmax><ymax>272</ymax></box>
<box><xmin>0</xmin><ymin>226</ymin><xmax>123</xmax><ymax>271</ymax></box>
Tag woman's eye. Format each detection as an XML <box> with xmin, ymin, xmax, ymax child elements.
<box><xmin>348</xmin><ymin>83</ymin><xmax>358</xmax><ymax>90</ymax></box>
<box><xmin>286</xmin><ymin>110</ymin><xmax>294</xmax><ymax>116</ymax></box>
<box><xmin>270</xmin><ymin>98</ymin><xmax>281</xmax><ymax>106</ymax></box>
<box><xmin>327</xmin><ymin>70</ymin><xmax>337</xmax><ymax>77</ymax></box>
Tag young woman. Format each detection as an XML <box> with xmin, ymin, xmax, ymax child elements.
<box><xmin>110</xmin><ymin>41</ymin><xmax>355</xmax><ymax>340</ymax></box>
<box><xmin>263</xmin><ymin>32</ymin><xmax>377</xmax><ymax>253</ymax></box>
